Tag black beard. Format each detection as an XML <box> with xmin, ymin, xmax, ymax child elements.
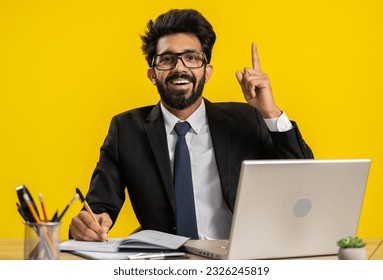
<box><xmin>156</xmin><ymin>72</ymin><xmax>205</xmax><ymax>110</ymax></box>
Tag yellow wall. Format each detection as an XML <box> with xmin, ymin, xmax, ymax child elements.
<box><xmin>1</xmin><ymin>0</ymin><xmax>382</xmax><ymax>239</ymax></box>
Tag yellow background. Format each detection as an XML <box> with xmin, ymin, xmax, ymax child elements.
<box><xmin>1</xmin><ymin>0</ymin><xmax>382</xmax><ymax>239</ymax></box>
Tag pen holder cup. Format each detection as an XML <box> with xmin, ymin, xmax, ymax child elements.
<box><xmin>24</xmin><ymin>222</ymin><xmax>61</xmax><ymax>260</ymax></box>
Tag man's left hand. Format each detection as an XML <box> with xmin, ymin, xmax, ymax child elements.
<box><xmin>235</xmin><ymin>42</ymin><xmax>282</xmax><ymax>119</ymax></box>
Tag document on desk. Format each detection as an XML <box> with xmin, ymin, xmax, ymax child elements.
<box><xmin>60</xmin><ymin>230</ymin><xmax>190</xmax><ymax>253</ymax></box>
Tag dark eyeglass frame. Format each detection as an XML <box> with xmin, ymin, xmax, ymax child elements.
<box><xmin>151</xmin><ymin>51</ymin><xmax>207</xmax><ymax>71</ymax></box>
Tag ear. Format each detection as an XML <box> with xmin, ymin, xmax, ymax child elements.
<box><xmin>204</xmin><ymin>64</ymin><xmax>213</xmax><ymax>83</ymax></box>
<box><xmin>147</xmin><ymin>68</ymin><xmax>156</xmax><ymax>85</ymax></box>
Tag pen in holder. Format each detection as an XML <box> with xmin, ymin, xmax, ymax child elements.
<box><xmin>24</xmin><ymin>221</ymin><xmax>61</xmax><ymax>260</ymax></box>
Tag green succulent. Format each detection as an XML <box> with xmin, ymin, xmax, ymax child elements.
<box><xmin>337</xmin><ymin>236</ymin><xmax>365</xmax><ymax>248</ymax></box>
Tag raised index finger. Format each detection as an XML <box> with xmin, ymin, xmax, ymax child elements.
<box><xmin>251</xmin><ymin>42</ymin><xmax>262</xmax><ymax>72</ymax></box>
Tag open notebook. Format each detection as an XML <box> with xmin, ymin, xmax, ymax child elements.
<box><xmin>183</xmin><ymin>159</ymin><xmax>371</xmax><ymax>259</ymax></box>
<box><xmin>60</xmin><ymin>230</ymin><xmax>188</xmax><ymax>259</ymax></box>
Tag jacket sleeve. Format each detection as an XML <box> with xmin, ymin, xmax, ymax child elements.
<box><xmin>266</xmin><ymin>121</ymin><xmax>314</xmax><ymax>159</ymax></box>
<box><xmin>86</xmin><ymin>116</ymin><xmax>126</xmax><ymax>225</ymax></box>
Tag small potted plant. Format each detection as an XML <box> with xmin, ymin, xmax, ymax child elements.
<box><xmin>337</xmin><ymin>236</ymin><xmax>367</xmax><ymax>260</ymax></box>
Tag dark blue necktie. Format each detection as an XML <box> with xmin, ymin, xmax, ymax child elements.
<box><xmin>173</xmin><ymin>121</ymin><xmax>198</xmax><ymax>239</ymax></box>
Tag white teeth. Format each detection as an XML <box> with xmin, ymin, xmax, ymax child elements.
<box><xmin>170</xmin><ymin>79</ymin><xmax>190</xmax><ymax>85</ymax></box>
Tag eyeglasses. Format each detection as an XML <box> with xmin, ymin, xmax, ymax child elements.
<box><xmin>152</xmin><ymin>51</ymin><xmax>207</xmax><ymax>71</ymax></box>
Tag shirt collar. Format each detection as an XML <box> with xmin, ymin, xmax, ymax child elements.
<box><xmin>160</xmin><ymin>100</ymin><xmax>207</xmax><ymax>135</ymax></box>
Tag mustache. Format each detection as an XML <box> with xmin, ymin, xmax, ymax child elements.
<box><xmin>165</xmin><ymin>73</ymin><xmax>196</xmax><ymax>84</ymax></box>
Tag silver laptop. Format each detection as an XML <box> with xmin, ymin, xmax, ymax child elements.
<box><xmin>183</xmin><ymin>159</ymin><xmax>371</xmax><ymax>259</ymax></box>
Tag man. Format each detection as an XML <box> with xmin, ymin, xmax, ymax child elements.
<box><xmin>69</xmin><ymin>9</ymin><xmax>313</xmax><ymax>241</ymax></box>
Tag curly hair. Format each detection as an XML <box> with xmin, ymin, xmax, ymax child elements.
<box><xmin>141</xmin><ymin>9</ymin><xmax>216</xmax><ymax>66</ymax></box>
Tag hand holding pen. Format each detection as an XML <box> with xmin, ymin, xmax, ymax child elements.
<box><xmin>70</xmin><ymin>188</ymin><xmax>112</xmax><ymax>242</ymax></box>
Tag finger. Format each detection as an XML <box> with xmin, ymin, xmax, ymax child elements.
<box><xmin>244</xmin><ymin>68</ymin><xmax>252</xmax><ymax>77</ymax></box>
<box><xmin>235</xmin><ymin>70</ymin><xmax>244</xmax><ymax>84</ymax></box>
<box><xmin>79</xmin><ymin>211</ymin><xmax>104</xmax><ymax>240</ymax></box>
<box><xmin>98</xmin><ymin>213</ymin><xmax>113</xmax><ymax>240</ymax></box>
<box><xmin>246</xmin><ymin>80</ymin><xmax>257</xmax><ymax>99</ymax></box>
<box><xmin>70</xmin><ymin>214</ymin><xmax>103</xmax><ymax>241</ymax></box>
<box><xmin>99</xmin><ymin>213</ymin><xmax>113</xmax><ymax>229</ymax></box>
<box><xmin>244</xmin><ymin>67</ymin><xmax>263</xmax><ymax>76</ymax></box>
<box><xmin>251</xmin><ymin>42</ymin><xmax>262</xmax><ymax>72</ymax></box>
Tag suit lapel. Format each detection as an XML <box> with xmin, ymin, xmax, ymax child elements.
<box><xmin>144</xmin><ymin>103</ymin><xmax>175</xmax><ymax>211</ymax></box>
<box><xmin>204</xmin><ymin>99</ymin><xmax>233</xmax><ymax>210</ymax></box>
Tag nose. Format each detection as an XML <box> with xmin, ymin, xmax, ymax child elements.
<box><xmin>172</xmin><ymin>56</ymin><xmax>188</xmax><ymax>71</ymax></box>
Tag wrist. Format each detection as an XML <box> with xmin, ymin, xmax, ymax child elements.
<box><xmin>260</xmin><ymin>108</ymin><xmax>282</xmax><ymax>119</ymax></box>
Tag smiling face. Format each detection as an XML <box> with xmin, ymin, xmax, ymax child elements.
<box><xmin>147</xmin><ymin>33</ymin><xmax>213</xmax><ymax>114</ymax></box>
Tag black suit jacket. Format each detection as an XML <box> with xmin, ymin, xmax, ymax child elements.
<box><xmin>87</xmin><ymin>99</ymin><xmax>313</xmax><ymax>234</ymax></box>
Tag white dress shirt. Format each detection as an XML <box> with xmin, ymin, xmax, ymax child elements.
<box><xmin>160</xmin><ymin>100</ymin><xmax>292</xmax><ymax>239</ymax></box>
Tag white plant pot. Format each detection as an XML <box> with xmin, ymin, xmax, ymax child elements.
<box><xmin>338</xmin><ymin>247</ymin><xmax>367</xmax><ymax>260</ymax></box>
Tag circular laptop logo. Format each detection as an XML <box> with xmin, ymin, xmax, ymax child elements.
<box><xmin>293</xmin><ymin>198</ymin><xmax>312</xmax><ymax>217</ymax></box>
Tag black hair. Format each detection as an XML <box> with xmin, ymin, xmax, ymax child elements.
<box><xmin>141</xmin><ymin>9</ymin><xmax>216</xmax><ymax>66</ymax></box>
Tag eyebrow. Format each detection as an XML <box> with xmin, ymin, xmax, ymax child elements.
<box><xmin>157</xmin><ymin>49</ymin><xmax>201</xmax><ymax>56</ymax></box>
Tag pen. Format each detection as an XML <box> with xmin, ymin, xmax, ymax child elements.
<box><xmin>127</xmin><ymin>253</ymin><xmax>166</xmax><ymax>260</ymax></box>
<box><xmin>57</xmin><ymin>193</ymin><xmax>79</xmax><ymax>222</ymax></box>
<box><xmin>16</xmin><ymin>185</ymin><xmax>40</xmax><ymax>222</ymax></box>
<box><xmin>75</xmin><ymin>187</ymin><xmax>100</xmax><ymax>226</ymax></box>
<box><xmin>38</xmin><ymin>193</ymin><xmax>49</xmax><ymax>222</ymax></box>
<box><xmin>16</xmin><ymin>202</ymin><xmax>28</xmax><ymax>222</ymax></box>
<box><xmin>51</xmin><ymin>209</ymin><xmax>58</xmax><ymax>222</ymax></box>
<box><xmin>23</xmin><ymin>193</ymin><xmax>41</xmax><ymax>223</ymax></box>
<box><xmin>126</xmin><ymin>252</ymin><xmax>185</xmax><ymax>260</ymax></box>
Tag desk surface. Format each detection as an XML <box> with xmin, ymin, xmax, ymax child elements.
<box><xmin>1</xmin><ymin>238</ymin><xmax>382</xmax><ymax>260</ymax></box>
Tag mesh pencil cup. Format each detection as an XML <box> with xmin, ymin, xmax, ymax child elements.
<box><xmin>24</xmin><ymin>222</ymin><xmax>61</xmax><ymax>260</ymax></box>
